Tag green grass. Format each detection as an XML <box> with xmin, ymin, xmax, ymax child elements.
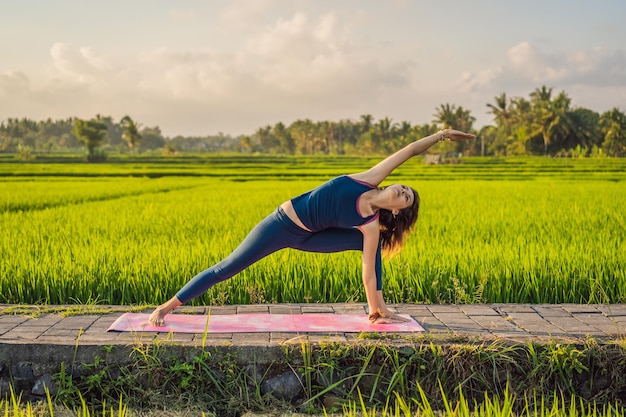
<box><xmin>4</xmin><ymin>385</ymin><xmax>624</xmax><ymax>417</ymax></box>
<box><xmin>1</xmin><ymin>155</ymin><xmax>625</xmax><ymax>306</ymax></box>
<box><xmin>20</xmin><ymin>337</ymin><xmax>626</xmax><ymax>416</ymax></box>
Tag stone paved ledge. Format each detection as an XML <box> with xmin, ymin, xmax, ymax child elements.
<box><xmin>1</xmin><ymin>303</ymin><xmax>625</xmax><ymax>348</ymax></box>
<box><xmin>2</xmin><ymin>302</ymin><xmax>626</xmax><ymax>398</ymax></box>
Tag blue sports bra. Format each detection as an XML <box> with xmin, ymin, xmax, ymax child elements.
<box><xmin>290</xmin><ymin>175</ymin><xmax>380</xmax><ymax>232</ymax></box>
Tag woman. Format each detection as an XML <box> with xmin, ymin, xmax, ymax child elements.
<box><xmin>149</xmin><ymin>128</ymin><xmax>475</xmax><ymax>326</ymax></box>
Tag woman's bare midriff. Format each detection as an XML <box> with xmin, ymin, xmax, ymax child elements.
<box><xmin>280</xmin><ymin>200</ymin><xmax>312</xmax><ymax>232</ymax></box>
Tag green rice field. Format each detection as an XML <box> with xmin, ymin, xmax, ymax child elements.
<box><xmin>1</xmin><ymin>155</ymin><xmax>625</xmax><ymax>307</ymax></box>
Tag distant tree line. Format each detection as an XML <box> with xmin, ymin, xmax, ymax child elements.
<box><xmin>1</xmin><ymin>86</ymin><xmax>625</xmax><ymax>159</ymax></box>
<box><xmin>0</xmin><ymin>114</ymin><xmax>241</xmax><ymax>159</ymax></box>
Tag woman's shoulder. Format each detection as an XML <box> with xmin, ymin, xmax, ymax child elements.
<box><xmin>345</xmin><ymin>174</ymin><xmax>377</xmax><ymax>188</ymax></box>
<box><xmin>346</xmin><ymin>173</ymin><xmax>379</xmax><ymax>188</ymax></box>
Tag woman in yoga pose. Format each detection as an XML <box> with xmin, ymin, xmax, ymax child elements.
<box><xmin>149</xmin><ymin>128</ymin><xmax>475</xmax><ymax>326</ymax></box>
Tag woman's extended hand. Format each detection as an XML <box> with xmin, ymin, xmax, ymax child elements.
<box><xmin>443</xmin><ymin>129</ymin><xmax>476</xmax><ymax>142</ymax></box>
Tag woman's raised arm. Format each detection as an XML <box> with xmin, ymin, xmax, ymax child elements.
<box><xmin>350</xmin><ymin>129</ymin><xmax>476</xmax><ymax>187</ymax></box>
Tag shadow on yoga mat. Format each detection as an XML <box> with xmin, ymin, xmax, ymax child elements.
<box><xmin>107</xmin><ymin>313</ymin><xmax>425</xmax><ymax>333</ymax></box>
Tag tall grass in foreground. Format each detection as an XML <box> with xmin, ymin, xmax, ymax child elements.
<box><xmin>331</xmin><ymin>387</ymin><xmax>626</xmax><ymax>417</ymax></box>
<box><xmin>1</xmin><ymin>385</ymin><xmax>128</xmax><ymax>417</ymax></box>
<box><xmin>2</xmin><ymin>385</ymin><xmax>625</xmax><ymax>417</ymax></box>
<box><xmin>1</xmin><ymin>169</ymin><xmax>625</xmax><ymax>305</ymax></box>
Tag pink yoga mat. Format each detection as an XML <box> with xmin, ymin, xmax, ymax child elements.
<box><xmin>107</xmin><ymin>313</ymin><xmax>424</xmax><ymax>333</ymax></box>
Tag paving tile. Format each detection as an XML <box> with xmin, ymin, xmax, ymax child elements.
<box><xmin>496</xmin><ymin>305</ymin><xmax>536</xmax><ymax>313</ymax></box>
<box><xmin>334</xmin><ymin>306</ymin><xmax>368</xmax><ymax>316</ymax></box>
<box><xmin>88</xmin><ymin>316</ymin><xmax>119</xmax><ymax>329</ymax></box>
<box><xmin>505</xmin><ymin>312</ymin><xmax>565</xmax><ymax>335</ymax></box>
<box><xmin>1</xmin><ymin>330</ymin><xmax>45</xmax><ymax>340</ymax></box>
<box><xmin>545</xmin><ymin>316</ymin><xmax>600</xmax><ymax>334</ymax></box>
<box><xmin>332</xmin><ymin>303</ymin><xmax>367</xmax><ymax>311</ymax></box>
<box><xmin>589</xmin><ymin>324</ymin><xmax>625</xmax><ymax>337</ymax></box>
<box><xmin>469</xmin><ymin>315</ymin><xmax>521</xmax><ymax>332</ymax></box>
<box><xmin>4</xmin><ymin>325</ymin><xmax>48</xmax><ymax>335</ymax></box>
<box><xmin>532</xmin><ymin>306</ymin><xmax>571</xmax><ymax>317</ymax></box>
<box><xmin>6</xmin><ymin>322</ymin><xmax>50</xmax><ymax>332</ymax></box>
<box><xmin>427</xmin><ymin>305</ymin><xmax>462</xmax><ymax>313</ymax></box>
<box><xmin>274</xmin><ymin>334</ymin><xmax>310</xmax><ymax>344</ymax></box>
<box><xmin>198</xmin><ymin>333</ymin><xmax>233</xmax><ymax>340</ymax></box>
<box><xmin>301</xmin><ymin>305</ymin><xmax>335</xmax><ymax>313</ymax></box>
<box><xmin>399</xmin><ymin>305</ymin><xmax>433</xmax><ymax>315</ymax></box>
<box><xmin>571</xmin><ymin>315</ymin><xmax>618</xmax><ymax>328</ymax></box>
<box><xmin>53</xmin><ymin>316</ymin><xmax>99</xmax><ymax>330</ymax></box>
<box><xmin>433</xmin><ymin>312</ymin><xmax>485</xmax><ymax>334</ymax></box>
<box><xmin>176</xmin><ymin>306</ymin><xmax>207</xmax><ymax>314</ymax></box>
<box><xmin>270</xmin><ymin>332</ymin><xmax>297</xmax><ymax>341</ymax></box>
<box><xmin>0</xmin><ymin>316</ymin><xmax>29</xmax><ymax>325</ymax></box>
<box><xmin>78</xmin><ymin>334</ymin><xmax>122</xmax><ymax>343</ymax></box>
<box><xmin>231</xmin><ymin>333</ymin><xmax>270</xmax><ymax>343</ymax></box>
<box><xmin>418</xmin><ymin>316</ymin><xmax>448</xmax><ymax>332</ymax></box>
<box><xmin>23</xmin><ymin>315</ymin><xmax>64</xmax><ymax>326</ymax></box>
<box><xmin>492</xmin><ymin>332</ymin><xmax>535</xmax><ymax>340</ymax></box>
<box><xmin>43</xmin><ymin>328</ymin><xmax>86</xmax><ymax>338</ymax></box>
<box><xmin>306</xmin><ymin>334</ymin><xmax>348</xmax><ymax>343</ymax></box>
<box><xmin>36</xmin><ymin>335</ymin><xmax>80</xmax><ymax>343</ymax></box>
<box><xmin>236</xmin><ymin>305</ymin><xmax>270</xmax><ymax>314</ymax></box>
<box><xmin>460</xmin><ymin>305</ymin><xmax>500</xmax><ymax>316</ymax></box>
<box><xmin>0</xmin><ymin>325</ymin><xmax>18</xmax><ymax>335</ymax></box>
<box><xmin>596</xmin><ymin>305</ymin><xmax>626</xmax><ymax>317</ymax></box>
<box><xmin>156</xmin><ymin>333</ymin><xmax>195</xmax><ymax>342</ymax></box>
<box><xmin>208</xmin><ymin>306</ymin><xmax>238</xmax><ymax>315</ymax></box>
<box><xmin>408</xmin><ymin>313</ymin><xmax>437</xmax><ymax>324</ymax></box>
<box><xmin>561</xmin><ymin>305</ymin><xmax>602</xmax><ymax>314</ymax></box>
<box><xmin>431</xmin><ymin>312</ymin><xmax>476</xmax><ymax>323</ymax></box>
<box><xmin>269</xmin><ymin>305</ymin><xmax>301</xmax><ymax>314</ymax></box>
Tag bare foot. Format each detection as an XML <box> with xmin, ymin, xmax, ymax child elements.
<box><xmin>369</xmin><ymin>308</ymin><xmax>410</xmax><ymax>324</ymax></box>
<box><xmin>149</xmin><ymin>307</ymin><xmax>168</xmax><ymax>327</ymax></box>
<box><xmin>371</xmin><ymin>314</ymin><xmax>410</xmax><ymax>324</ymax></box>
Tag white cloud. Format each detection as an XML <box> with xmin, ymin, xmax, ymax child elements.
<box><xmin>0</xmin><ymin>10</ymin><xmax>420</xmax><ymax>135</ymax></box>
<box><xmin>4</xmin><ymin>10</ymin><xmax>625</xmax><ymax>136</ymax></box>
<box><xmin>457</xmin><ymin>41</ymin><xmax>626</xmax><ymax>126</ymax></box>
<box><xmin>462</xmin><ymin>41</ymin><xmax>626</xmax><ymax>93</ymax></box>
<box><xmin>0</xmin><ymin>71</ymin><xmax>29</xmax><ymax>96</ymax></box>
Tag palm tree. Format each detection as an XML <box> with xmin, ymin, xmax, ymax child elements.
<box><xmin>434</xmin><ymin>103</ymin><xmax>476</xmax><ymax>155</ymax></box>
<box><xmin>395</xmin><ymin>121</ymin><xmax>413</xmax><ymax>148</ymax></box>
<box><xmin>454</xmin><ymin>107</ymin><xmax>476</xmax><ymax>134</ymax></box>
<box><xmin>272</xmin><ymin>122</ymin><xmax>295</xmax><ymax>154</ymax></box>
<box><xmin>289</xmin><ymin>119</ymin><xmax>315</xmax><ymax>154</ymax></box>
<box><xmin>359</xmin><ymin>114</ymin><xmax>373</xmax><ymax>134</ymax></box>
<box><xmin>433</xmin><ymin>103</ymin><xmax>458</xmax><ymax>129</ymax></box>
<box><xmin>487</xmin><ymin>93</ymin><xmax>511</xmax><ymax>128</ymax></box>
<box><xmin>600</xmin><ymin>107</ymin><xmax>626</xmax><ymax>156</ymax></box>
<box><xmin>530</xmin><ymin>90</ymin><xmax>574</xmax><ymax>155</ymax></box>
<box><xmin>568</xmin><ymin>108</ymin><xmax>600</xmax><ymax>151</ymax></box>
<box><xmin>375</xmin><ymin>117</ymin><xmax>394</xmax><ymax>152</ymax></box>
<box><xmin>120</xmin><ymin>115</ymin><xmax>142</xmax><ymax>155</ymax></box>
<box><xmin>254</xmin><ymin>125</ymin><xmax>276</xmax><ymax>152</ymax></box>
<box><xmin>530</xmin><ymin>85</ymin><xmax>553</xmax><ymax>103</ymax></box>
<box><xmin>73</xmin><ymin>118</ymin><xmax>107</xmax><ymax>161</ymax></box>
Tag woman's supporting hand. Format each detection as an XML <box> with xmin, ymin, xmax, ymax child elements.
<box><xmin>443</xmin><ymin>129</ymin><xmax>476</xmax><ymax>142</ymax></box>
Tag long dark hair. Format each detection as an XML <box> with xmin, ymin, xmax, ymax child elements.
<box><xmin>378</xmin><ymin>186</ymin><xmax>420</xmax><ymax>257</ymax></box>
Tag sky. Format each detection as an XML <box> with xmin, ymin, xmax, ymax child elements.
<box><xmin>1</xmin><ymin>0</ymin><xmax>625</xmax><ymax>137</ymax></box>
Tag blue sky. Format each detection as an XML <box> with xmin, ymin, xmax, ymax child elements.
<box><xmin>1</xmin><ymin>0</ymin><xmax>625</xmax><ymax>136</ymax></box>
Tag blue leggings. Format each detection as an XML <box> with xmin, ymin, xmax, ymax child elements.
<box><xmin>176</xmin><ymin>206</ymin><xmax>383</xmax><ymax>304</ymax></box>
